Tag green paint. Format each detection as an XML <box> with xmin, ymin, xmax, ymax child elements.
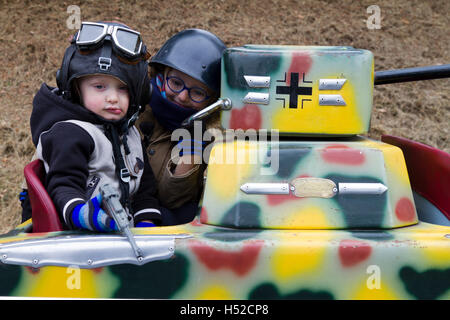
<box><xmin>326</xmin><ymin>174</ymin><xmax>387</xmax><ymax>228</ymax></box>
<box><xmin>350</xmin><ymin>230</ymin><xmax>394</xmax><ymax>241</ymax></box>
<box><xmin>221</xmin><ymin>202</ymin><xmax>261</xmax><ymax>228</ymax></box>
<box><xmin>400</xmin><ymin>266</ymin><xmax>450</xmax><ymax>300</ymax></box>
<box><xmin>249</xmin><ymin>282</ymin><xmax>334</xmax><ymax>300</ymax></box>
<box><xmin>0</xmin><ymin>264</ymin><xmax>23</xmax><ymax>296</ymax></box>
<box><xmin>272</xmin><ymin>147</ymin><xmax>311</xmax><ymax>179</ymax></box>
<box><xmin>110</xmin><ymin>254</ymin><xmax>189</xmax><ymax>299</ymax></box>
<box><xmin>223</xmin><ymin>50</ymin><xmax>282</xmax><ymax>89</ymax></box>
<box><xmin>204</xmin><ymin>230</ymin><xmax>262</xmax><ymax>242</ymax></box>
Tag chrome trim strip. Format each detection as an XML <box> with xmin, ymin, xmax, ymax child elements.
<box><xmin>240</xmin><ymin>183</ymin><xmax>290</xmax><ymax>195</ymax></box>
<box><xmin>338</xmin><ymin>183</ymin><xmax>388</xmax><ymax>195</ymax></box>
<box><xmin>319</xmin><ymin>79</ymin><xmax>347</xmax><ymax>90</ymax></box>
<box><xmin>0</xmin><ymin>234</ymin><xmax>190</xmax><ymax>268</ymax></box>
<box><xmin>319</xmin><ymin>94</ymin><xmax>346</xmax><ymax>106</ymax></box>
<box><xmin>243</xmin><ymin>92</ymin><xmax>270</xmax><ymax>105</ymax></box>
<box><xmin>244</xmin><ymin>76</ymin><xmax>271</xmax><ymax>88</ymax></box>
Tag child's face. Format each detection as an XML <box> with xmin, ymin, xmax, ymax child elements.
<box><xmin>164</xmin><ymin>68</ymin><xmax>214</xmax><ymax>111</ymax></box>
<box><xmin>78</xmin><ymin>75</ymin><xmax>129</xmax><ymax>121</ymax></box>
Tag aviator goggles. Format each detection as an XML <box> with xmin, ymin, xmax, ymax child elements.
<box><xmin>75</xmin><ymin>22</ymin><xmax>144</xmax><ymax>58</ymax></box>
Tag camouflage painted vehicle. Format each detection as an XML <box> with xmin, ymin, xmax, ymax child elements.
<box><xmin>0</xmin><ymin>46</ymin><xmax>449</xmax><ymax>300</ymax></box>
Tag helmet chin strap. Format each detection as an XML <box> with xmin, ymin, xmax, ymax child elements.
<box><xmin>57</xmin><ymin>44</ymin><xmax>77</xmax><ymax>100</ymax></box>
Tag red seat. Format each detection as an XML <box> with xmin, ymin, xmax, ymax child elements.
<box><xmin>24</xmin><ymin>159</ymin><xmax>64</xmax><ymax>232</ymax></box>
<box><xmin>381</xmin><ymin>135</ymin><xmax>450</xmax><ymax>220</ymax></box>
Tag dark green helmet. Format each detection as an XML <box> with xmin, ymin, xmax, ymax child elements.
<box><xmin>150</xmin><ymin>29</ymin><xmax>226</xmax><ymax>94</ymax></box>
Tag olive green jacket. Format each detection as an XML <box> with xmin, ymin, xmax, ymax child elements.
<box><xmin>136</xmin><ymin>108</ymin><xmax>207</xmax><ymax>210</ymax></box>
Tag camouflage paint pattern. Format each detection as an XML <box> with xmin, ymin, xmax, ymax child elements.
<box><xmin>201</xmin><ymin>137</ymin><xmax>418</xmax><ymax>229</ymax></box>
<box><xmin>220</xmin><ymin>45</ymin><xmax>374</xmax><ymax>136</ymax></box>
<box><xmin>0</xmin><ymin>219</ymin><xmax>449</xmax><ymax>299</ymax></box>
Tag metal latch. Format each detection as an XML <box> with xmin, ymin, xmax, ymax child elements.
<box><xmin>120</xmin><ymin>168</ymin><xmax>131</xmax><ymax>183</ymax></box>
<box><xmin>98</xmin><ymin>57</ymin><xmax>112</xmax><ymax>70</ymax></box>
<box><xmin>241</xmin><ymin>178</ymin><xmax>387</xmax><ymax>198</ymax></box>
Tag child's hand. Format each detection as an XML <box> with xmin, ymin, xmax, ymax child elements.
<box><xmin>135</xmin><ymin>220</ymin><xmax>156</xmax><ymax>228</ymax></box>
<box><xmin>71</xmin><ymin>193</ymin><xmax>118</xmax><ymax>232</ymax></box>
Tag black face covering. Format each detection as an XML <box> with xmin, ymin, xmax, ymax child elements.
<box><xmin>149</xmin><ymin>77</ymin><xmax>198</xmax><ymax>132</ymax></box>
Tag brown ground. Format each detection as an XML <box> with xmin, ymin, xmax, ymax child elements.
<box><xmin>0</xmin><ymin>0</ymin><xmax>448</xmax><ymax>233</ymax></box>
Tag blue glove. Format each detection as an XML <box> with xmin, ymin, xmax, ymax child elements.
<box><xmin>71</xmin><ymin>193</ymin><xmax>117</xmax><ymax>232</ymax></box>
<box><xmin>135</xmin><ymin>221</ymin><xmax>156</xmax><ymax>228</ymax></box>
<box><xmin>19</xmin><ymin>189</ymin><xmax>28</xmax><ymax>202</ymax></box>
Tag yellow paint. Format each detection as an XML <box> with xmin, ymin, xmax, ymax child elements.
<box><xmin>365</xmin><ymin>141</ymin><xmax>412</xmax><ymax>187</ymax></box>
<box><xmin>409</xmin><ymin>232</ymin><xmax>450</xmax><ymax>267</ymax></box>
<box><xmin>282</xmin><ymin>205</ymin><xmax>329</xmax><ymax>229</ymax></box>
<box><xmin>15</xmin><ymin>266</ymin><xmax>118</xmax><ymax>298</ymax></box>
<box><xmin>272</xmin><ymin>79</ymin><xmax>364</xmax><ymax>134</ymax></box>
<box><xmin>17</xmin><ymin>267</ymin><xmax>96</xmax><ymax>298</ymax></box>
<box><xmin>133</xmin><ymin>225</ymin><xmax>192</xmax><ymax>235</ymax></box>
<box><xmin>353</xmin><ymin>280</ymin><xmax>399</xmax><ymax>300</ymax></box>
<box><xmin>421</xmin><ymin>244</ymin><xmax>450</xmax><ymax>267</ymax></box>
<box><xmin>16</xmin><ymin>219</ymin><xmax>32</xmax><ymax>230</ymax></box>
<box><xmin>207</xmin><ymin>141</ymin><xmax>255</xmax><ymax>200</ymax></box>
<box><xmin>196</xmin><ymin>285</ymin><xmax>233</xmax><ymax>300</ymax></box>
<box><xmin>271</xmin><ymin>233</ymin><xmax>327</xmax><ymax>280</ymax></box>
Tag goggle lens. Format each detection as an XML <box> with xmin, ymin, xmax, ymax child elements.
<box><xmin>116</xmin><ymin>28</ymin><xmax>141</xmax><ymax>54</ymax></box>
<box><xmin>76</xmin><ymin>22</ymin><xmax>143</xmax><ymax>58</ymax></box>
<box><xmin>77</xmin><ymin>24</ymin><xmax>105</xmax><ymax>43</ymax></box>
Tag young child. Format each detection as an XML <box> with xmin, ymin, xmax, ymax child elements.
<box><xmin>137</xmin><ymin>28</ymin><xmax>226</xmax><ymax>225</ymax></box>
<box><xmin>29</xmin><ymin>21</ymin><xmax>161</xmax><ymax>231</ymax></box>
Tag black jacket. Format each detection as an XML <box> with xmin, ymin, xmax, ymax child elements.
<box><xmin>29</xmin><ymin>84</ymin><xmax>161</xmax><ymax>229</ymax></box>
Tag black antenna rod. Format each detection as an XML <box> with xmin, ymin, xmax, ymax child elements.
<box><xmin>374</xmin><ymin>64</ymin><xmax>450</xmax><ymax>85</ymax></box>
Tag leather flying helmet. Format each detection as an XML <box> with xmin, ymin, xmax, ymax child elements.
<box><xmin>56</xmin><ymin>21</ymin><xmax>152</xmax><ymax>120</ymax></box>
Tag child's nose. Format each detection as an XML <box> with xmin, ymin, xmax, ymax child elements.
<box><xmin>106</xmin><ymin>89</ymin><xmax>119</xmax><ymax>102</ymax></box>
<box><xmin>177</xmin><ymin>89</ymin><xmax>190</xmax><ymax>102</ymax></box>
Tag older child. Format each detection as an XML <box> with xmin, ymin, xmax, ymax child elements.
<box><xmin>137</xmin><ymin>28</ymin><xmax>226</xmax><ymax>225</ymax></box>
<box><xmin>30</xmin><ymin>21</ymin><xmax>161</xmax><ymax>231</ymax></box>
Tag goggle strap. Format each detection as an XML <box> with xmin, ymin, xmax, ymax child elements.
<box><xmin>98</xmin><ymin>41</ymin><xmax>113</xmax><ymax>71</ymax></box>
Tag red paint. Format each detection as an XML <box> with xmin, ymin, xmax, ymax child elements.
<box><xmin>190</xmin><ymin>240</ymin><xmax>264</xmax><ymax>276</ymax></box>
<box><xmin>321</xmin><ymin>145</ymin><xmax>365</xmax><ymax>165</ymax></box>
<box><xmin>25</xmin><ymin>266</ymin><xmax>40</xmax><ymax>274</ymax></box>
<box><xmin>338</xmin><ymin>239</ymin><xmax>372</xmax><ymax>267</ymax></box>
<box><xmin>229</xmin><ymin>104</ymin><xmax>262</xmax><ymax>130</ymax></box>
<box><xmin>190</xmin><ymin>217</ymin><xmax>203</xmax><ymax>227</ymax></box>
<box><xmin>92</xmin><ymin>267</ymin><xmax>103</xmax><ymax>274</ymax></box>
<box><xmin>199</xmin><ymin>207</ymin><xmax>208</xmax><ymax>224</ymax></box>
<box><xmin>287</xmin><ymin>53</ymin><xmax>313</xmax><ymax>85</ymax></box>
<box><xmin>266</xmin><ymin>193</ymin><xmax>298</xmax><ymax>206</ymax></box>
<box><xmin>395</xmin><ymin>197</ymin><xmax>416</xmax><ymax>222</ymax></box>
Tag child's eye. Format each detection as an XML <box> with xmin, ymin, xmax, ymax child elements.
<box><xmin>93</xmin><ymin>84</ymin><xmax>104</xmax><ymax>89</ymax></box>
<box><xmin>173</xmin><ymin>79</ymin><xmax>183</xmax><ymax>86</ymax></box>
<box><xmin>119</xmin><ymin>86</ymin><xmax>128</xmax><ymax>91</ymax></box>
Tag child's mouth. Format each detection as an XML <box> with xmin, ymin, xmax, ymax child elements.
<box><xmin>105</xmin><ymin>108</ymin><xmax>122</xmax><ymax>115</ymax></box>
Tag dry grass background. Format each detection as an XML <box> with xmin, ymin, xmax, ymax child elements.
<box><xmin>0</xmin><ymin>0</ymin><xmax>448</xmax><ymax>234</ymax></box>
